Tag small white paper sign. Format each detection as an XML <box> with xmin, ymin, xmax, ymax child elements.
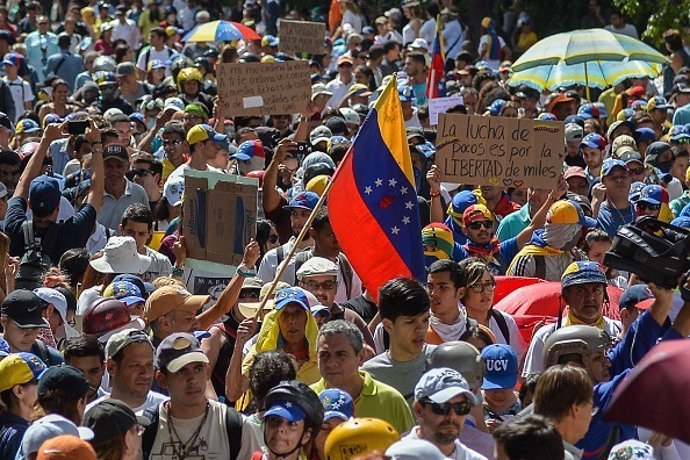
<box><xmin>429</xmin><ymin>95</ymin><xmax>464</xmax><ymax>126</ymax></box>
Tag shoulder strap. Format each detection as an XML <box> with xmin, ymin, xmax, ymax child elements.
<box><xmin>141</xmin><ymin>405</ymin><xmax>160</xmax><ymax>460</ymax></box>
<box><xmin>22</xmin><ymin>220</ymin><xmax>36</xmax><ymax>249</ymax></box>
<box><xmin>53</xmin><ymin>54</ymin><xmax>68</xmax><ymax>75</ymax></box>
<box><xmin>293</xmin><ymin>251</ymin><xmax>311</xmax><ymax>284</ymax></box>
<box><xmin>225</xmin><ymin>406</ymin><xmax>243</xmax><ymax>460</ymax></box>
<box><xmin>143</xmin><ymin>47</ymin><xmax>151</xmax><ymax>70</ymax></box>
<box><xmin>491</xmin><ymin>309</ymin><xmax>511</xmax><ymax>344</ymax></box>
<box><xmin>533</xmin><ymin>255</ymin><xmax>547</xmax><ymax>280</ymax></box>
<box><xmin>34</xmin><ymin>339</ymin><xmax>51</xmax><ymax>365</ymax></box>
<box><xmin>336</xmin><ymin>253</ymin><xmax>354</xmax><ymax>299</ymax></box>
<box><xmin>276</xmin><ymin>245</ymin><xmax>285</xmax><ymax>265</ymax></box>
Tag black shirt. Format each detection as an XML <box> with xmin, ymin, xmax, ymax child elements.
<box><xmin>341</xmin><ymin>294</ymin><xmax>378</xmax><ymax>324</ymax></box>
<box><xmin>5</xmin><ymin>197</ymin><xmax>97</xmax><ymax>264</ymax></box>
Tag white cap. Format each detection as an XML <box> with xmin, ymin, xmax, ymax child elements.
<box><xmin>103</xmin><ymin>108</ymin><xmax>125</xmax><ymax>122</ymax></box>
<box><xmin>409</xmin><ymin>38</ymin><xmax>429</xmax><ymax>50</ymax></box>
<box><xmin>296</xmin><ymin>257</ymin><xmax>338</xmax><ymax>280</ymax></box>
<box><xmin>386</xmin><ymin>439</ymin><xmax>451</xmax><ymax>460</ymax></box>
<box><xmin>310</xmin><ymin>126</ymin><xmax>332</xmax><ymax>146</ymax></box>
<box><xmin>163</xmin><ymin>176</ymin><xmax>184</xmax><ymax>207</ymax></box>
<box><xmin>33</xmin><ymin>287</ymin><xmax>68</xmax><ymax>321</ymax></box>
<box><xmin>164</xmin><ymin>97</ymin><xmax>185</xmax><ymax>111</ymax></box>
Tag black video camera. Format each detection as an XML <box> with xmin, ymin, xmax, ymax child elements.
<box><xmin>604</xmin><ymin>217</ymin><xmax>690</xmax><ymax>289</ymax></box>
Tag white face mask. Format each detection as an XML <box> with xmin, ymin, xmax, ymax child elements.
<box><xmin>145</xmin><ymin>117</ymin><xmax>156</xmax><ymax>129</ymax></box>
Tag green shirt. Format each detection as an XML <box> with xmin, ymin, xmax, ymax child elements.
<box><xmin>311</xmin><ymin>370</ymin><xmax>415</xmax><ymax>435</ymax></box>
<box><xmin>496</xmin><ymin>204</ymin><xmax>531</xmax><ymax>242</ymax></box>
<box><xmin>670</xmin><ymin>191</ymin><xmax>690</xmax><ymax>217</ymax></box>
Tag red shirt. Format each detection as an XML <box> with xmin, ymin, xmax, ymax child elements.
<box><xmin>493</xmin><ymin>193</ymin><xmax>521</xmax><ymax>221</ymax></box>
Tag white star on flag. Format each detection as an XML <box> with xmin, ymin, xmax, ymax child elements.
<box><xmin>284</xmin><ymin>402</ymin><xmax>292</xmax><ymax>407</ymax></box>
<box><xmin>405</xmin><ymin>201</ymin><xmax>414</xmax><ymax>210</ymax></box>
<box><xmin>375</xmin><ymin>178</ymin><xmax>383</xmax><ymax>187</ymax></box>
<box><xmin>402</xmin><ymin>216</ymin><xmax>410</xmax><ymax>224</ymax></box>
<box><xmin>389</xmin><ymin>178</ymin><xmax>397</xmax><ymax>187</ymax></box>
<box><xmin>400</xmin><ymin>186</ymin><xmax>408</xmax><ymax>195</ymax></box>
<box><xmin>364</xmin><ymin>186</ymin><xmax>372</xmax><ymax>195</ymax></box>
<box><xmin>391</xmin><ymin>226</ymin><xmax>400</xmax><ymax>235</ymax></box>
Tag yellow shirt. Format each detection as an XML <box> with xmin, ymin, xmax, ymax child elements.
<box><xmin>311</xmin><ymin>370</ymin><xmax>415</xmax><ymax>435</ymax></box>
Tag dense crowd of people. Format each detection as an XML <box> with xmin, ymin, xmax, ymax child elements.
<box><xmin>0</xmin><ymin>0</ymin><xmax>689</xmax><ymax>459</ymax></box>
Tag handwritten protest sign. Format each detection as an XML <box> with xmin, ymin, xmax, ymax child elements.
<box><xmin>216</xmin><ymin>61</ymin><xmax>311</xmax><ymax>116</ymax></box>
<box><xmin>279</xmin><ymin>20</ymin><xmax>326</xmax><ymax>55</ymax></box>
<box><xmin>435</xmin><ymin>114</ymin><xmax>563</xmax><ymax>189</ymax></box>
<box><xmin>428</xmin><ymin>95</ymin><xmax>464</xmax><ymax>126</ymax></box>
<box><xmin>183</xmin><ymin>170</ymin><xmax>258</xmax><ymax>274</ymax></box>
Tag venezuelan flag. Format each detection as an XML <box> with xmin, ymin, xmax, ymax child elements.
<box><xmin>329</xmin><ymin>77</ymin><xmax>426</xmax><ymax>301</ymax></box>
<box><xmin>427</xmin><ymin>14</ymin><xmax>446</xmax><ymax>99</ymax></box>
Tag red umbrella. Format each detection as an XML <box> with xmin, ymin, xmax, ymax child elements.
<box><xmin>493</xmin><ymin>281</ymin><xmax>623</xmax><ymax>344</ymax></box>
<box><xmin>494</xmin><ymin>276</ymin><xmax>544</xmax><ymax>304</ymax></box>
<box><xmin>604</xmin><ymin>340</ymin><xmax>690</xmax><ymax>444</ymax></box>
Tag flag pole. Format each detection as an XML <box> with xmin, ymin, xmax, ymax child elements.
<box><xmin>252</xmin><ymin>178</ymin><xmax>336</xmax><ymax>320</ymax></box>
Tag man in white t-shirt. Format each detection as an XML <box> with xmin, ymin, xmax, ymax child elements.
<box><xmin>165</xmin><ymin>124</ymin><xmax>226</xmax><ymax>185</ymax></box>
<box><xmin>1</xmin><ymin>53</ymin><xmax>33</xmax><ymax>122</ymax></box>
<box><xmin>86</xmin><ymin>328</ymin><xmax>169</xmax><ymax>414</ymax></box>
<box><xmin>604</xmin><ymin>10</ymin><xmax>638</xmax><ymax>39</ymax></box>
<box><xmin>136</xmin><ymin>27</ymin><xmax>177</xmax><ymax>78</ymax></box>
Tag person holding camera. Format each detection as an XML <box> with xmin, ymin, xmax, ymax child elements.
<box><xmin>4</xmin><ymin>120</ymin><xmax>103</xmax><ymax>264</ymax></box>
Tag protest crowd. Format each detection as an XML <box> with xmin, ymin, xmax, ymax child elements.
<box><xmin>2</xmin><ymin>0</ymin><xmax>690</xmax><ymax>459</ymax></box>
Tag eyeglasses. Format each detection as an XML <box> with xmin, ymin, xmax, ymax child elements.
<box><xmin>638</xmin><ymin>202</ymin><xmax>661</xmax><ymax>211</ymax></box>
<box><xmin>628</xmin><ymin>167</ymin><xmax>644</xmax><ymax>175</ymax></box>
<box><xmin>469</xmin><ymin>281</ymin><xmax>496</xmax><ymax>293</ymax></box>
<box><xmin>184</xmin><ymin>114</ymin><xmax>203</xmax><ymax>122</ymax></box>
<box><xmin>268</xmin><ymin>234</ymin><xmax>279</xmax><ymax>243</ymax></box>
<box><xmin>467</xmin><ymin>221</ymin><xmax>493</xmax><ymax>230</ymax></box>
<box><xmin>132</xmin><ymin>169</ymin><xmax>152</xmax><ymax>177</ymax></box>
<box><xmin>422</xmin><ymin>399</ymin><xmax>472</xmax><ymax>416</ymax></box>
<box><xmin>304</xmin><ymin>280</ymin><xmax>337</xmax><ymax>291</ymax></box>
<box><xmin>163</xmin><ymin>139</ymin><xmax>183</xmax><ymax>146</ymax></box>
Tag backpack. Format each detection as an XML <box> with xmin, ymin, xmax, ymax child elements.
<box><xmin>141</xmin><ymin>46</ymin><xmax>174</xmax><ymax>72</ymax></box>
<box><xmin>33</xmin><ymin>338</ymin><xmax>59</xmax><ymax>366</ymax></box>
<box><xmin>15</xmin><ymin>221</ymin><xmax>54</xmax><ymax>289</ymax></box>
<box><xmin>141</xmin><ymin>402</ymin><xmax>243</xmax><ymax>460</ymax></box>
<box><xmin>294</xmin><ymin>251</ymin><xmax>354</xmax><ymax>299</ymax></box>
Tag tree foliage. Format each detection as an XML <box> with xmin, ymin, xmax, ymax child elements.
<box><xmin>613</xmin><ymin>0</ymin><xmax>690</xmax><ymax>46</ymax></box>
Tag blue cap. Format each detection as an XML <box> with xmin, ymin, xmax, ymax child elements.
<box><xmin>29</xmin><ymin>175</ymin><xmax>61</xmax><ymax>214</ymax></box>
<box><xmin>129</xmin><ymin>112</ymin><xmax>145</xmax><ymax>125</ymax></box>
<box><xmin>637</xmin><ymin>184</ymin><xmax>668</xmax><ymax>206</ymax></box>
<box><xmin>263</xmin><ymin>400</ymin><xmax>306</xmax><ymax>422</ymax></box>
<box><xmin>2</xmin><ymin>52</ymin><xmax>21</xmax><ymax>67</ymax></box>
<box><xmin>0</xmin><ymin>336</ymin><xmax>9</xmax><ymax>357</ymax></box>
<box><xmin>671</xmin><ymin>215</ymin><xmax>690</xmax><ymax>229</ymax></box>
<box><xmin>274</xmin><ymin>287</ymin><xmax>310</xmax><ymax>311</ymax></box>
<box><xmin>628</xmin><ymin>181</ymin><xmax>646</xmax><ymax>202</ymax></box>
<box><xmin>481</xmin><ymin>344</ymin><xmax>518</xmax><ymax>390</ymax></box>
<box><xmin>579</xmin><ymin>132</ymin><xmax>606</xmax><ymax>150</ymax></box>
<box><xmin>231</xmin><ymin>139</ymin><xmax>265</xmax><ymax>161</ymax></box>
<box><xmin>648</xmin><ymin>95</ymin><xmax>670</xmax><ymax>110</ymax></box>
<box><xmin>111</xmin><ymin>280</ymin><xmax>145</xmax><ymax>306</ymax></box>
<box><xmin>398</xmin><ymin>86</ymin><xmax>415</xmax><ymax>102</ymax></box>
<box><xmin>561</xmin><ymin>261</ymin><xmax>607</xmax><ymax>288</ymax></box>
<box><xmin>113</xmin><ymin>274</ymin><xmax>151</xmax><ymax>295</ymax></box>
<box><xmin>669</xmin><ymin>125</ymin><xmax>690</xmax><ymax>142</ymax></box>
<box><xmin>310</xmin><ymin>304</ymin><xmax>331</xmax><ymax>318</ymax></box>
<box><xmin>319</xmin><ymin>388</ymin><xmax>354</xmax><ymax>421</ymax></box>
<box><xmin>593</xmin><ymin>102</ymin><xmax>608</xmax><ymax>119</ymax></box>
<box><xmin>537</xmin><ymin>112</ymin><xmax>556</xmax><ymax>121</ymax></box>
<box><xmin>577</xmin><ymin>103</ymin><xmax>601</xmax><ymax>120</ymax></box>
<box><xmin>564</xmin><ymin>115</ymin><xmax>585</xmax><ymax>128</ymax></box>
<box><xmin>283</xmin><ymin>191</ymin><xmax>319</xmax><ymax>211</ymax></box>
<box><xmin>635</xmin><ymin>127</ymin><xmax>656</xmax><ymax>143</ymax></box>
<box><xmin>16</xmin><ymin>118</ymin><xmax>41</xmax><ymax>134</ymax></box>
<box><xmin>488</xmin><ymin>99</ymin><xmax>506</xmax><ymax>116</ymax></box>
<box><xmin>619</xmin><ymin>284</ymin><xmax>654</xmax><ymax>310</ymax></box>
<box><xmin>601</xmin><ymin>158</ymin><xmax>628</xmax><ymax>178</ymax></box>
<box><xmin>415</xmin><ymin>141</ymin><xmax>436</xmax><ymax>159</ymax></box>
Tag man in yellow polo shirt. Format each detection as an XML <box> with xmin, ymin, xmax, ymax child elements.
<box><xmin>310</xmin><ymin>319</ymin><xmax>414</xmax><ymax>435</ymax></box>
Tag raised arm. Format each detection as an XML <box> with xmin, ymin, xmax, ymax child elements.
<box><xmin>85</xmin><ymin>120</ymin><xmax>104</xmax><ymax>210</ymax></box>
<box><xmin>14</xmin><ymin>123</ymin><xmax>67</xmax><ymax>201</ymax></box>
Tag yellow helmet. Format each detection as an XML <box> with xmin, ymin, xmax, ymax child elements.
<box><xmin>325</xmin><ymin>418</ymin><xmax>400</xmax><ymax>460</ymax></box>
<box><xmin>176</xmin><ymin>67</ymin><xmax>203</xmax><ymax>92</ymax></box>
<box><xmin>306</xmin><ymin>175</ymin><xmax>331</xmax><ymax>197</ymax></box>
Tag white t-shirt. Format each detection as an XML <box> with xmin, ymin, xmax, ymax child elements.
<box><xmin>86</xmin><ymin>391</ymin><xmax>169</xmax><ymax>414</ymax></box>
<box><xmin>166</xmin><ymin>163</ymin><xmax>223</xmax><ymax>184</ymax></box>
<box><xmin>3</xmin><ymin>76</ymin><xmax>33</xmax><ymax>122</ymax></box>
<box><xmin>604</xmin><ymin>23</ymin><xmax>639</xmax><ymax>39</ymax></box>
<box><xmin>149</xmin><ymin>399</ymin><xmax>259</xmax><ymax>460</ymax></box>
<box><xmin>403</xmin><ymin>426</ymin><xmax>488</xmax><ymax>460</ymax></box>
<box><xmin>136</xmin><ymin>46</ymin><xmax>177</xmax><ymax>74</ymax></box>
<box><xmin>341</xmin><ymin>10</ymin><xmax>363</xmax><ymax>33</ymax></box>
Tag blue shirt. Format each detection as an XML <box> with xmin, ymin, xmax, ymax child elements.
<box><xmin>25</xmin><ymin>32</ymin><xmax>59</xmax><ymax>81</ymax></box>
<box><xmin>596</xmin><ymin>202</ymin><xmax>635</xmax><ymax>238</ymax></box>
<box><xmin>0</xmin><ymin>413</ymin><xmax>27</xmax><ymax>460</ymax></box>
<box><xmin>577</xmin><ymin>311</ymin><xmax>681</xmax><ymax>459</ymax></box>
<box><xmin>457</xmin><ymin>237</ymin><xmax>519</xmax><ymax>274</ymax></box>
<box><xmin>45</xmin><ymin>51</ymin><xmax>84</xmax><ymax>92</ymax></box>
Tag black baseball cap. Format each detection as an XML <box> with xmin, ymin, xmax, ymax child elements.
<box><xmin>155</xmin><ymin>332</ymin><xmax>208</xmax><ymax>373</ymax></box>
<box><xmin>84</xmin><ymin>399</ymin><xmax>150</xmax><ymax>445</ymax></box>
<box><xmin>0</xmin><ymin>289</ymin><xmax>49</xmax><ymax>328</ymax></box>
<box><xmin>0</xmin><ymin>111</ymin><xmax>13</xmax><ymax>131</ymax></box>
<box><xmin>38</xmin><ymin>365</ymin><xmax>90</xmax><ymax>400</ymax></box>
<box><xmin>103</xmin><ymin>144</ymin><xmax>130</xmax><ymax>164</ymax></box>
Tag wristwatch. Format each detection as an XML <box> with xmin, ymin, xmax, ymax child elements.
<box><xmin>236</xmin><ymin>264</ymin><xmax>256</xmax><ymax>277</ymax></box>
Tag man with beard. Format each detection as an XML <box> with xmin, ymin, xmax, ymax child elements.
<box><xmin>93</xmin><ymin>71</ymin><xmax>134</xmax><ymax>115</ymax></box>
<box><xmin>402</xmin><ymin>367</ymin><xmax>487</xmax><ymax>459</ymax></box>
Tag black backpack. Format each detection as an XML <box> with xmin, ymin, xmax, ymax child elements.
<box><xmin>141</xmin><ymin>402</ymin><xmax>243</xmax><ymax>460</ymax></box>
<box><xmin>15</xmin><ymin>221</ymin><xmax>54</xmax><ymax>290</ymax></box>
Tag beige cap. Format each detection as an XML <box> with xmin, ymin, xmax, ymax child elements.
<box><xmin>143</xmin><ymin>285</ymin><xmax>210</xmax><ymax>323</ymax></box>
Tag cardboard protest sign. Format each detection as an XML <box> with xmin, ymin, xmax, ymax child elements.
<box><xmin>428</xmin><ymin>95</ymin><xmax>464</xmax><ymax>126</ymax></box>
<box><xmin>182</xmin><ymin>170</ymin><xmax>258</xmax><ymax>274</ymax></box>
<box><xmin>216</xmin><ymin>61</ymin><xmax>311</xmax><ymax>116</ymax></box>
<box><xmin>435</xmin><ymin>114</ymin><xmax>563</xmax><ymax>189</ymax></box>
<box><xmin>279</xmin><ymin>20</ymin><xmax>326</xmax><ymax>55</ymax></box>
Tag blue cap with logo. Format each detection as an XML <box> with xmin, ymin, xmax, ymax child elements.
<box><xmin>283</xmin><ymin>191</ymin><xmax>319</xmax><ymax>211</ymax></box>
<box><xmin>29</xmin><ymin>175</ymin><xmax>61</xmax><ymax>215</ymax></box>
<box><xmin>601</xmin><ymin>158</ymin><xmax>628</xmax><ymax>178</ymax></box>
<box><xmin>319</xmin><ymin>388</ymin><xmax>354</xmax><ymax>421</ymax></box>
<box><xmin>274</xmin><ymin>287</ymin><xmax>310</xmax><ymax>311</ymax></box>
<box><xmin>480</xmin><ymin>344</ymin><xmax>518</xmax><ymax>390</ymax></box>
<box><xmin>263</xmin><ymin>400</ymin><xmax>306</xmax><ymax>422</ymax></box>
<box><xmin>561</xmin><ymin>261</ymin><xmax>607</xmax><ymax>289</ymax></box>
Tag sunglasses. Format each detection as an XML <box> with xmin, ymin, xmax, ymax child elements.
<box><xmin>133</xmin><ymin>169</ymin><xmax>152</xmax><ymax>177</ymax></box>
<box><xmin>422</xmin><ymin>399</ymin><xmax>472</xmax><ymax>416</ymax></box>
<box><xmin>468</xmin><ymin>221</ymin><xmax>493</xmax><ymax>230</ymax></box>
<box><xmin>163</xmin><ymin>139</ymin><xmax>183</xmax><ymax>146</ymax></box>
<box><xmin>240</xmin><ymin>289</ymin><xmax>260</xmax><ymax>299</ymax></box>
<box><xmin>268</xmin><ymin>234</ymin><xmax>279</xmax><ymax>244</ymax></box>
<box><xmin>638</xmin><ymin>202</ymin><xmax>660</xmax><ymax>211</ymax></box>
<box><xmin>628</xmin><ymin>167</ymin><xmax>644</xmax><ymax>175</ymax></box>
